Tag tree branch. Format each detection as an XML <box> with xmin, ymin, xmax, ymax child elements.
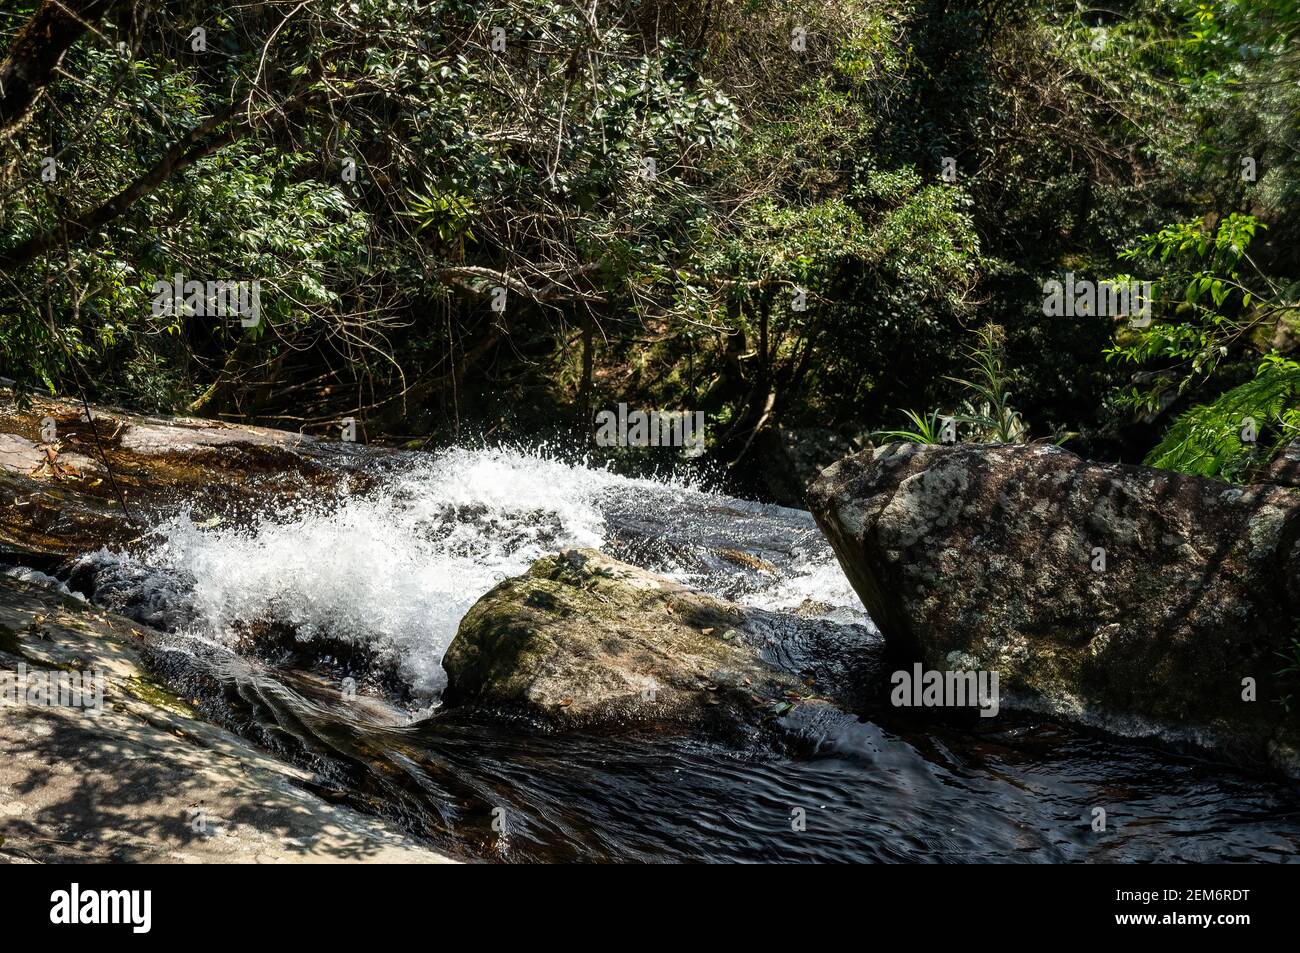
<box><xmin>0</xmin><ymin>0</ymin><xmax>121</xmax><ymax>141</ymax></box>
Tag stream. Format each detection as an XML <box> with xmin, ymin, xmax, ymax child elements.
<box><xmin>15</xmin><ymin>445</ymin><xmax>1300</xmax><ymax>862</ymax></box>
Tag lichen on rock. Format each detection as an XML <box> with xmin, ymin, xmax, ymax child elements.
<box><xmin>809</xmin><ymin>441</ymin><xmax>1300</xmax><ymax>776</ymax></box>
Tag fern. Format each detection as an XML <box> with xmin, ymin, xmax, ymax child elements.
<box><xmin>1146</xmin><ymin>356</ymin><xmax>1300</xmax><ymax>480</ymax></box>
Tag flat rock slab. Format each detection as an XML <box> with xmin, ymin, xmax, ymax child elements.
<box><xmin>0</xmin><ymin>390</ymin><xmax>359</xmax><ymax>560</ymax></box>
<box><xmin>809</xmin><ymin>441</ymin><xmax>1300</xmax><ymax>775</ymax></box>
<box><xmin>0</xmin><ymin>575</ymin><xmax>454</xmax><ymax>864</ymax></box>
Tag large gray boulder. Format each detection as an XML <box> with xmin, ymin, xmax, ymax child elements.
<box><xmin>808</xmin><ymin>441</ymin><xmax>1300</xmax><ymax>775</ymax></box>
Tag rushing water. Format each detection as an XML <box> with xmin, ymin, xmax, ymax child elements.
<box><xmin>36</xmin><ymin>446</ymin><xmax>1300</xmax><ymax>862</ymax></box>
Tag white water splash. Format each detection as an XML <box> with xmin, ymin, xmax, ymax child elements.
<box><xmin>73</xmin><ymin>447</ymin><xmax>863</xmax><ymax>699</ymax></box>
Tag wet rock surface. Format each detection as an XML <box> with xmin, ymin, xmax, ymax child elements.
<box><xmin>0</xmin><ymin>574</ymin><xmax>454</xmax><ymax>863</ymax></box>
<box><xmin>809</xmin><ymin>441</ymin><xmax>1300</xmax><ymax>776</ymax></box>
<box><xmin>0</xmin><ymin>389</ymin><xmax>369</xmax><ymax>560</ymax></box>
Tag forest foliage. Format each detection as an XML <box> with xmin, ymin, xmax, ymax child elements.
<box><xmin>0</xmin><ymin>0</ymin><xmax>1295</xmax><ymax>492</ymax></box>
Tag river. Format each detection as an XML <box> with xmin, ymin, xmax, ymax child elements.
<box><xmin>22</xmin><ymin>444</ymin><xmax>1300</xmax><ymax>862</ymax></box>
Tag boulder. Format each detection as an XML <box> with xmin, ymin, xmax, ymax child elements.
<box><xmin>808</xmin><ymin>441</ymin><xmax>1300</xmax><ymax>775</ymax></box>
<box><xmin>442</xmin><ymin>548</ymin><xmax>819</xmax><ymax>729</ymax></box>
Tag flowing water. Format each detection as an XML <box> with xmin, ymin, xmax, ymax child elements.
<box><xmin>30</xmin><ymin>445</ymin><xmax>1300</xmax><ymax>862</ymax></box>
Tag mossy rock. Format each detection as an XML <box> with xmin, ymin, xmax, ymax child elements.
<box><xmin>442</xmin><ymin>549</ymin><xmax>806</xmax><ymax>730</ymax></box>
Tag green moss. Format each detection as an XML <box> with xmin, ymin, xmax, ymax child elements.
<box><xmin>120</xmin><ymin>674</ymin><xmax>195</xmax><ymax>717</ymax></box>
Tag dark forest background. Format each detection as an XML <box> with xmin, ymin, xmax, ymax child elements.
<box><xmin>1</xmin><ymin>0</ymin><xmax>1296</xmax><ymax>502</ymax></box>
